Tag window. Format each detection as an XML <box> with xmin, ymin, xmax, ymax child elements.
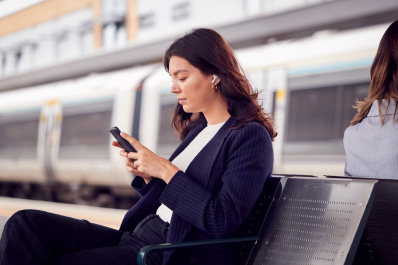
<box><xmin>157</xmin><ymin>97</ymin><xmax>180</xmax><ymax>158</ymax></box>
<box><xmin>172</xmin><ymin>2</ymin><xmax>190</xmax><ymax>21</ymax></box>
<box><xmin>102</xmin><ymin>0</ymin><xmax>126</xmax><ymax>18</ymax></box>
<box><xmin>30</xmin><ymin>44</ymin><xmax>37</xmax><ymax>68</ymax></box>
<box><xmin>0</xmin><ymin>53</ymin><xmax>5</xmax><ymax>76</ymax></box>
<box><xmin>139</xmin><ymin>13</ymin><xmax>155</xmax><ymax>28</ymax></box>
<box><xmin>102</xmin><ymin>23</ymin><xmax>116</xmax><ymax>49</ymax></box>
<box><xmin>55</xmin><ymin>34</ymin><xmax>69</xmax><ymax>61</ymax></box>
<box><xmin>59</xmin><ymin>100</ymin><xmax>113</xmax><ymax>159</ymax></box>
<box><xmin>80</xmin><ymin>28</ymin><xmax>93</xmax><ymax>53</ymax></box>
<box><xmin>286</xmin><ymin>85</ymin><xmax>337</xmax><ymax>141</ymax></box>
<box><xmin>284</xmin><ymin>82</ymin><xmax>369</xmax><ymax>155</ymax></box>
<box><xmin>0</xmin><ymin>110</ymin><xmax>40</xmax><ymax>158</ymax></box>
<box><xmin>14</xmin><ymin>50</ymin><xmax>22</xmax><ymax>69</ymax></box>
<box><xmin>115</xmin><ymin>21</ymin><xmax>127</xmax><ymax>46</ymax></box>
<box><xmin>283</xmin><ymin>67</ymin><xmax>370</xmax><ymax>156</ymax></box>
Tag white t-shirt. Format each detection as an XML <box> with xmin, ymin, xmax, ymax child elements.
<box><xmin>156</xmin><ymin>121</ymin><xmax>225</xmax><ymax>222</ymax></box>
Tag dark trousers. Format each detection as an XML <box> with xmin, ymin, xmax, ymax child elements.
<box><xmin>0</xmin><ymin>210</ymin><xmax>168</xmax><ymax>265</ymax></box>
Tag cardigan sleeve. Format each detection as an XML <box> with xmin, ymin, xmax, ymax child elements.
<box><xmin>159</xmin><ymin>123</ymin><xmax>273</xmax><ymax>238</ymax></box>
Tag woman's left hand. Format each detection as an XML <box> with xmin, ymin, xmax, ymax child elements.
<box><xmin>117</xmin><ymin>132</ymin><xmax>179</xmax><ymax>184</ymax></box>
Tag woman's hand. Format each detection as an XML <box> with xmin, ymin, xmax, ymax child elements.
<box><xmin>112</xmin><ymin>139</ymin><xmax>152</xmax><ymax>183</ymax></box>
<box><xmin>112</xmin><ymin>132</ymin><xmax>179</xmax><ymax>184</ymax></box>
<box><xmin>112</xmin><ymin>137</ymin><xmax>152</xmax><ymax>183</ymax></box>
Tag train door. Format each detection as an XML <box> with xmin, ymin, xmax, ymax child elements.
<box><xmin>139</xmin><ymin>66</ymin><xmax>180</xmax><ymax>159</ymax></box>
<box><xmin>40</xmin><ymin>100</ymin><xmax>62</xmax><ymax>185</ymax></box>
<box><xmin>0</xmin><ymin>106</ymin><xmax>43</xmax><ymax>182</ymax></box>
<box><xmin>0</xmin><ymin>87</ymin><xmax>49</xmax><ymax>198</ymax></box>
<box><xmin>51</xmin><ymin>65</ymin><xmax>158</xmax><ymax>189</ymax></box>
<box><xmin>53</xmin><ymin>97</ymin><xmax>116</xmax><ymax>183</ymax></box>
<box><xmin>263</xmin><ymin>69</ymin><xmax>288</xmax><ymax>173</ymax></box>
<box><xmin>244</xmin><ymin>67</ymin><xmax>287</xmax><ymax>174</ymax></box>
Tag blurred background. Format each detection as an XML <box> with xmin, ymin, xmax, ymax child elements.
<box><xmin>0</xmin><ymin>0</ymin><xmax>397</xmax><ymax>217</ymax></box>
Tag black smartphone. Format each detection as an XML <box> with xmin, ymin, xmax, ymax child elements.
<box><xmin>109</xmin><ymin>126</ymin><xmax>137</xmax><ymax>153</ymax></box>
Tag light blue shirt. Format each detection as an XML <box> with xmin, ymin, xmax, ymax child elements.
<box><xmin>344</xmin><ymin>99</ymin><xmax>398</xmax><ymax>179</ymax></box>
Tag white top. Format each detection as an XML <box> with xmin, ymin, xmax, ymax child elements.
<box><xmin>156</xmin><ymin>121</ymin><xmax>226</xmax><ymax>222</ymax></box>
<box><xmin>344</xmin><ymin>99</ymin><xmax>398</xmax><ymax>179</ymax></box>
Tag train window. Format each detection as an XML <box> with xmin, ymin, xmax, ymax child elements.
<box><xmin>139</xmin><ymin>13</ymin><xmax>155</xmax><ymax>28</ymax></box>
<box><xmin>339</xmin><ymin>83</ymin><xmax>369</xmax><ymax>137</ymax></box>
<box><xmin>0</xmin><ymin>110</ymin><xmax>40</xmax><ymax>158</ymax></box>
<box><xmin>172</xmin><ymin>2</ymin><xmax>190</xmax><ymax>21</ymax></box>
<box><xmin>286</xmin><ymin>86</ymin><xmax>337</xmax><ymax>141</ymax></box>
<box><xmin>157</xmin><ymin>97</ymin><xmax>180</xmax><ymax>158</ymax></box>
<box><xmin>59</xmin><ymin>101</ymin><xmax>113</xmax><ymax>159</ymax></box>
<box><xmin>284</xmin><ymin>82</ymin><xmax>369</xmax><ymax>155</ymax></box>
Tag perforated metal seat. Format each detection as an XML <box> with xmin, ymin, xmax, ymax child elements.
<box><xmin>248</xmin><ymin>177</ymin><xmax>376</xmax><ymax>265</ymax></box>
<box><xmin>350</xmin><ymin>180</ymin><xmax>398</xmax><ymax>265</ymax></box>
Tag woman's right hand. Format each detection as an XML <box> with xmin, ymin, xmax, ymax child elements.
<box><xmin>112</xmin><ymin>140</ymin><xmax>153</xmax><ymax>184</ymax></box>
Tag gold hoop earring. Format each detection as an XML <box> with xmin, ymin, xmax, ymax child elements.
<box><xmin>213</xmin><ymin>84</ymin><xmax>218</xmax><ymax>91</ymax></box>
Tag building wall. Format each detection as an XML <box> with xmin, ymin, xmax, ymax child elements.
<box><xmin>0</xmin><ymin>0</ymin><xmax>138</xmax><ymax>77</ymax></box>
<box><xmin>0</xmin><ymin>0</ymin><xmax>102</xmax><ymax>46</ymax></box>
<box><xmin>0</xmin><ymin>0</ymin><xmax>333</xmax><ymax>78</ymax></box>
<box><xmin>135</xmin><ymin>0</ymin><xmax>333</xmax><ymax>42</ymax></box>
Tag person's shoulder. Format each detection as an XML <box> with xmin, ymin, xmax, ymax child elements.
<box><xmin>226</xmin><ymin>121</ymin><xmax>272</xmax><ymax>156</ymax></box>
<box><xmin>231</xmin><ymin>121</ymin><xmax>271</xmax><ymax>140</ymax></box>
<box><xmin>343</xmin><ymin>123</ymin><xmax>359</xmax><ymax>140</ymax></box>
<box><xmin>344</xmin><ymin>117</ymin><xmax>373</xmax><ymax>136</ymax></box>
<box><xmin>344</xmin><ymin>124</ymin><xmax>354</xmax><ymax>136</ymax></box>
<box><xmin>245</xmin><ymin>121</ymin><xmax>269</xmax><ymax>131</ymax></box>
<box><xmin>242</xmin><ymin>121</ymin><xmax>267</xmax><ymax>131</ymax></box>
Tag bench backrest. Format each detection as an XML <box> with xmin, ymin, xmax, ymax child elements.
<box><xmin>351</xmin><ymin>179</ymin><xmax>398</xmax><ymax>265</ymax></box>
<box><xmin>235</xmin><ymin>176</ymin><xmax>284</xmax><ymax>264</ymax></box>
<box><xmin>247</xmin><ymin>177</ymin><xmax>376</xmax><ymax>265</ymax></box>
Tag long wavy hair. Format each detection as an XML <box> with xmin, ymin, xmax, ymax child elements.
<box><xmin>164</xmin><ymin>28</ymin><xmax>277</xmax><ymax>141</ymax></box>
<box><xmin>351</xmin><ymin>20</ymin><xmax>398</xmax><ymax>125</ymax></box>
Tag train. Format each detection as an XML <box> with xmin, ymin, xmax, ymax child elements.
<box><xmin>0</xmin><ymin>23</ymin><xmax>388</xmax><ymax>208</ymax></box>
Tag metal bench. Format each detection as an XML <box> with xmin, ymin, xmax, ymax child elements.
<box><xmin>326</xmin><ymin>176</ymin><xmax>398</xmax><ymax>265</ymax></box>
<box><xmin>137</xmin><ymin>176</ymin><xmax>377</xmax><ymax>265</ymax></box>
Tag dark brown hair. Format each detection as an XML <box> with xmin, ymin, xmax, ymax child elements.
<box><xmin>351</xmin><ymin>20</ymin><xmax>398</xmax><ymax>125</ymax></box>
<box><xmin>164</xmin><ymin>28</ymin><xmax>277</xmax><ymax>140</ymax></box>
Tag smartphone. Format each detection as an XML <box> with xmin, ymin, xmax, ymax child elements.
<box><xmin>109</xmin><ymin>126</ymin><xmax>137</xmax><ymax>153</ymax></box>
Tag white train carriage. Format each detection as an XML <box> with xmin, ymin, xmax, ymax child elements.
<box><xmin>0</xmin><ymin>64</ymin><xmax>162</xmax><ymax>206</ymax></box>
<box><xmin>0</xmin><ymin>22</ymin><xmax>391</xmax><ymax>206</ymax></box>
<box><xmin>0</xmin><ymin>83</ymin><xmax>58</xmax><ymax>184</ymax></box>
<box><xmin>237</xmin><ymin>23</ymin><xmax>387</xmax><ymax>176</ymax></box>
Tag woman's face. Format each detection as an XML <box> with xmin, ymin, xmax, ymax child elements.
<box><xmin>169</xmin><ymin>56</ymin><xmax>218</xmax><ymax>114</ymax></box>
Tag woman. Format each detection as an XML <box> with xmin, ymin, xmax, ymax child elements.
<box><xmin>0</xmin><ymin>28</ymin><xmax>276</xmax><ymax>265</ymax></box>
<box><xmin>344</xmin><ymin>20</ymin><xmax>398</xmax><ymax>179</ymax></box>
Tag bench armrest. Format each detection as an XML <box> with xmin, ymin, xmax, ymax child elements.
<box><xmin>137</xmin><ymin>236</ymin><xmax>259</xmax><ymax>265</ymax></box>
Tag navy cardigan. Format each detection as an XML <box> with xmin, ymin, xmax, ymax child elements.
<box><xmin>120</xmin><ymin>117</ymin><xmax>273</xmax><ymax>265</ymax></box>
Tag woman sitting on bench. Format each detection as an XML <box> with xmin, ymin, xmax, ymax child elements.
<box><xmin>344</xmin><ymin>20</ymin><xmax>398</xmax><ymax>179</ymax></box>
<box><xmin>0</xmin><ymin>28</ymin><xmax>276</xmax><ymax>265</ymax></box>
